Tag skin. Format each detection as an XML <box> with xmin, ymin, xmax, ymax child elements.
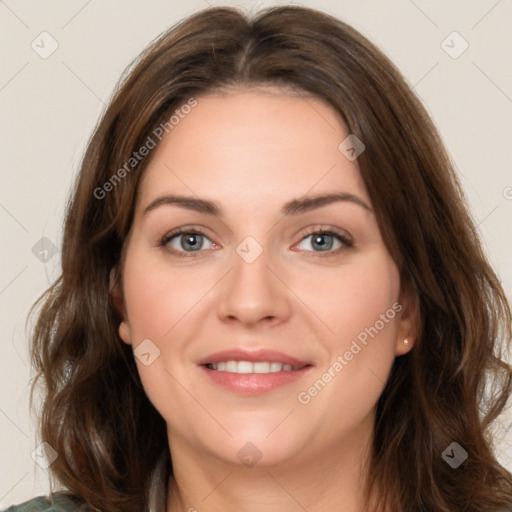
<box><xmin>112</xmin><ymin>88</ymin><xmax>418</xmax><ymax>512</ymax></box>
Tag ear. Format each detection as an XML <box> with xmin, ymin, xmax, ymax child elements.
<box><xmin>394</xmin><ymin>285</ymin><xmax>420</xmax><ymax>356</ymax></box>
<box><xmin>110</xmin><ymin>267</ymin><xmax>132</xmax><ymax>345</ymax></box>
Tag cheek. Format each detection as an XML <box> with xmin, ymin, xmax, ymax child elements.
<box><xmin>122</xmin><ymin>248</ymin><xmax>211</xmax><ymax>341</ymax></box>
<box><xmin>120</xmin><ymin>246</ymin><xmax>219</xmax><ymax>407</ymax></box>
<box><xmin>298</xmin><ymin>251</ymin><xmax>400</xmax><ymax>352</ymax></box>
<box><xmin>120</xmin><ymin>248</ymin><xmax>207</xmax><ymax>426</ymax></box>
<box><xmin>295</xmin><ymin>254</ymin><xmax>400</xmax><ymax>426</ymax></box>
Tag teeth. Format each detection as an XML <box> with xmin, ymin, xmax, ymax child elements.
<box><xmin>253</xmin><ymin>362</ymin><xmax>270</xmax><ymax>373</ymax></box>
<box><xmin>237</xmin><ymin>361</ymin><xmax>253</xmax><ymax>374</ymax></box>
<box><xmin>207</xmin><ymin>360</ymin><xmax>301</xmax><ymax>373</ymax></box>
<box><xmin>270</xmin><ymin>362</ymin><xmax>282</xmax><ymax>372</ymax></box>
<box><xmin>225</xmin><ymin>361</ymin><xmax>237</xmax><ymax>372</ymax></box>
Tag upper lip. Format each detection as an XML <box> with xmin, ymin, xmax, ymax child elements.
<box><xmin>197</xmin><ymin>348</ymin><xmax>312</xmax><ymax>367</ymax></box>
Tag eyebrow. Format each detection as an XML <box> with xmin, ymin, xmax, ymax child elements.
<box><xmin>142</xmin><ymin>191</ymin><xmax>372</xmax><ymax>217</ymax></box>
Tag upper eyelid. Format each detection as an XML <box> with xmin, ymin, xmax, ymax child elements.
<box><xmin>161</xmin><ymin>226</ymin><xmax>351</xmax><ymax>250</ymax></box>
<box><xmin>161</xmin><ymin>224</ymin><xmax>213</xmax><ymax>239</ymax></box>
<box><xmin>161</xmin><ymin>225</ymin><xmax>349</xmax><ymax>239</ymax></box>
<box><xmin>294</xmin><ymin>230</ymin><xmax>353</xmax><ymax>251</ymax></box>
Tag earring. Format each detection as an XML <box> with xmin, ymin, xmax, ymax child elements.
<box><xmin>403</xmin><ymin>338</ymin><xmax>409</xmax><ymax>345</ymax></box>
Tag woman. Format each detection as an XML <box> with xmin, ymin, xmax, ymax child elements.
<box><xmin>4</xmin><ymin>4</ymin><xmax>512</xmax><ymax>512</ymax></box>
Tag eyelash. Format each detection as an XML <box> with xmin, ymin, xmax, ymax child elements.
<box><xmin>159</xmin><ymin>225</ymin><xmax>353</xmax><ymax>258</ymax></box>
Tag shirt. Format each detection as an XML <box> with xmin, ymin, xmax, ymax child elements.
<box><xmin>1</xmin><ymin>454</ymin><xmax>169</xmax><ymax>512</ymax></box>
<box><xmin>5</xmin><ymin>460</ymin><xmax>512</xmax><ymax>511</ymax></box>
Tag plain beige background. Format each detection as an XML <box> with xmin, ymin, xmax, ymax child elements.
<box><xmin>1</xmin><ymin>0</ymin><xmax>511</xmax><ymax>507</ymax></box>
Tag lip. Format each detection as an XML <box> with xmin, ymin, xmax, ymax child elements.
<box><xmin>197</xmin><ymin>348</ymin><xmax>313</xmax><ymax>396</ymax></box>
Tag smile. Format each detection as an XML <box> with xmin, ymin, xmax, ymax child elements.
<box><xmin>197</xmin><ymin>348</ymin><xmax>313</xmax><ymax>394</ymax></box>
<box><xmin>205</xmin><ymin>361</ymin><xmax>304</xmax><ymax>373</ymax></box>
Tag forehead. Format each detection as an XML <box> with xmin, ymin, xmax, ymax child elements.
<box><xmin>136</xmin><ymin>90</ymin><xmax>370</xmax><ymax>213</ymax></box>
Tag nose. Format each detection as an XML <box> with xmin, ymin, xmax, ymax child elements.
<box><xmin>216</xmin><ymin>246</ymin><xmax>292</xmax><ymax>329</ymax></box>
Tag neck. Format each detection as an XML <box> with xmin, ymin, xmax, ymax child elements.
<box><xmin>166</xmin><ymin>413</ymin><xmax>378</xmax><ymax>512</ymax></box>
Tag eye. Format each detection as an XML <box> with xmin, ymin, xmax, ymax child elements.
<box><xmin>160</xmin><ymin>229</ymin><xmax>215</xmax><ymax>256</ymax></box>
<box><xmin>295</xmin><ymin>229</ymin><xmax>353</xmax><ymax>254</ymax></box>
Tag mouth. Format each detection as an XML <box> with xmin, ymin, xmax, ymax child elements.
<box><xmin>198</xmin><ymin>349</ymin><xmax>313</xmax><ymax>395</ymax></box>
<box><xmin>205</xmin><ymin>361</ymin><xmax>305</xmax><ymax>373</ymax></box>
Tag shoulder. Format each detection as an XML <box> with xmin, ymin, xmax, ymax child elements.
<box><xmin>1</xmin><ymin>494</ymin><xmax>82</xmax><ymax>512</ymax></box>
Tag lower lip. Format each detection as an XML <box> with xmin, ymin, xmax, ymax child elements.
<box><xmin>199</xmin><ymin>365</ymin><xmax>312</xmax><ymax>395</ymax></box>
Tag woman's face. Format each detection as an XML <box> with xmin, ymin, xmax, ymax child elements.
<box><xmin>114</xmin><ymin>89</ymin><xmax>416</xmax><ymax>469</ymax></box>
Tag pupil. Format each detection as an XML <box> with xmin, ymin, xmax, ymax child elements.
<box><xmin>183</xmin><ymin>234</ymin><xmax>200</xmax><ymax>250</ymax></box>
<box><xmin>313</xmin><ymin>234</ymin><xmax>332</xmax><ymax>251</ymax></box>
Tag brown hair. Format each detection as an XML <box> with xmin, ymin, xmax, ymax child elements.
<box><xmin>29</xmin><ymin>5</ymin><xmax>512</xmax><ymax>511</ymax></box>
